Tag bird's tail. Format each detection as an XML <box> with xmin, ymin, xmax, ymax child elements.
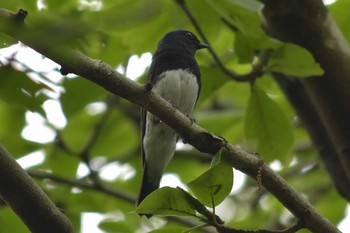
<box><xmin>136</xmin><ymin>165</ymin><xmax>161</xmax><ymax>216</ymax></box>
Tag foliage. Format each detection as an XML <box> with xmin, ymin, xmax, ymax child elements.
<box><xmin>0</xmin><ymin>0</ymin><xmax>348</xmax><ymax>232</ymax></box>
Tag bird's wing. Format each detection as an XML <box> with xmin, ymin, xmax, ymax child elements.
<box><xmin>140</xmin><ymin>107</ymin><xmax>147</xmax><ymax>166</ymax></box>
<box><xmin>140</xmin><ymin>58</ymin><xmax>158</xmax><ymax>167</ymax></box>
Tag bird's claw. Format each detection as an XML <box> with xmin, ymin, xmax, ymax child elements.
<box><xmin>145</xmin><ymin>82</ymin><xmax>153</xmax><ymax>91</ymax></box>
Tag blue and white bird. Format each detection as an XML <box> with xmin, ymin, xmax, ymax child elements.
<box><xmin>136</xmin><ymin>30</ymin><xmax>208</xmax><ymax>208</ymax></box>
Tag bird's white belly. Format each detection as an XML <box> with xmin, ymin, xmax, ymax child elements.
<box><xmin>143</xmin><ymin>69</ymin><xmax>199</xmax><ymax>179</ymax></box>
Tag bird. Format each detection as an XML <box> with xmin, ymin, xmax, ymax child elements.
<box><xmin>136</xmin><ymin>30</ymin><xmax>208</xmax><ymax>211</ymax></box>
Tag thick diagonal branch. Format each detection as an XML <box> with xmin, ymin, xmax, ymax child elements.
<box><xmin>0</xmin><ymin>144</ymin><xmax>75</xmax><ymax>233</ymax></box>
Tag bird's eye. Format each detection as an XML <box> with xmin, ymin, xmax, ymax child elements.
<box><xmin>185</xmin><ymin>32</ymin><xmax>194</xmax><ymax>40</ymax></box>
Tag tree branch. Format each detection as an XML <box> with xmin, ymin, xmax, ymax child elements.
<box><xmin>0</xmin><ymin>8</ymin><xmax>341</xmax><ymax>233</ymax></box>
<box><xmin>0</xmin><ymin>144</ymin><xmax>75</xmax><ymax>233</ymax></box>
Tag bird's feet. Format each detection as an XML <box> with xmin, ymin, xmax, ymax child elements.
<box><xmin>189</xmin><ymin>117</ymin><xmax>196</xmax><ymax>125</ymax></box>
<box><xmin>145</xmin><ymin>81</ymin><xmax>153</xmax><ymax>91</ymax></box>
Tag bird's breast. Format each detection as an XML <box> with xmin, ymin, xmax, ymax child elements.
<box><xmin>153</xmin><ymin>69</ymin><xmax>199</xmax><ymax>116</ymax></box>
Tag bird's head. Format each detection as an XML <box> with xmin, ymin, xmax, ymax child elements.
<box><xmin>156</xmin><ymin>30</ymin><xmax>209</xmax><ymax>55</ymax></box>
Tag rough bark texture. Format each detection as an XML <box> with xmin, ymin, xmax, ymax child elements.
<box><xmin>0</xmin><ymin>145</ymin><xmax>75</xmax><ymax>233</ymax></box>
<box><xmin>261</xmin><ymin>0</ymin><xmax>350</xmax><ymax>201</ymax></box>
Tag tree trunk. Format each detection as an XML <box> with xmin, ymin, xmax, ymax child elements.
<box><xmin>261</xmin><ymin>0</ymin><xmax>350</xmax><ymax>201</ymax></box>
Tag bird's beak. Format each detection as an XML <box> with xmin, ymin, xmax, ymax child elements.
<box><xmin>197</xmin><ymin>41</ymin><xmax>209</xmax><ymax>50</ymax></box>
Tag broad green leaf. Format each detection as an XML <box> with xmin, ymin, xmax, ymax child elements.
<box><xmin>167</xmin><ymin>155</ymin><xmax>212</xmax><ymax>186</ymax></box>
<box><xmin>187</xmin><ymin>159</ymin><xmax>233</xmax><ymax>208</ymax></box>
<box><xmin>136</xmin><ymin>187</ymin><xmax>197</xmax><ymax>217</ymax></box>
<box><xmin>244</xmin><ymin>86</ymin><xmax>294</xmax><ymax>161</ymax></box>
<box><xmin>178</xmin><ymin>188</ymin><xmax>211</xmax><ymax>217</ymax></box>
<box><xmin>266</xmin><ymin>43</ymin><xmax>324</xmax><ymax>77</ymax></box>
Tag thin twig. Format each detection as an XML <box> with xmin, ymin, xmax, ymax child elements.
<box><xmin>28</xmin><ymin>170</ymin><xmax>134</xmax><ymax>202</ymax></box>
<box><xmin>79</xmin><ymin>100</ymin><xmax>115</xmax><ymax>157</ymax></box>
<box><xmin>78</xmin><ymin>96</ymin><xmax>118</xmax><ymax>180</ymax></box>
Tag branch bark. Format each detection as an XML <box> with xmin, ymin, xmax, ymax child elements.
<box><xmin>0</xmin><ymin>8</ymin><xmax>342</xmax><ymax>233</ymax></box>
<box><xmin>0</xmin><ymin>144</ymin><xmax>75</xmax><ymax>233</ymax></box>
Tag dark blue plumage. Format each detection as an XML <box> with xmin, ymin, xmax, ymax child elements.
<box><xmin>136</xmin><ymin>30</ymin><xmax>208</xmax><ymax>211</ymax></box>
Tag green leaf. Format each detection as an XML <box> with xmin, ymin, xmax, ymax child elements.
<box><xmin>266</xmin><ymin>43</ymin><xmax>324</xmax><ymax>77</ymax></box>
<box><xmin>187</xmin><ymin>158</ymin><xmax>233</xmax><ymax>208</ymax></box>
<box><xmin>244</xmin><ymin>86</ymin><xmax>294</xmax><ymax>161</ymax></box>
<box><xmin>136</xmin><ymin>187</ymin><xmax>197</xmax><ymax>217</ymax></box>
